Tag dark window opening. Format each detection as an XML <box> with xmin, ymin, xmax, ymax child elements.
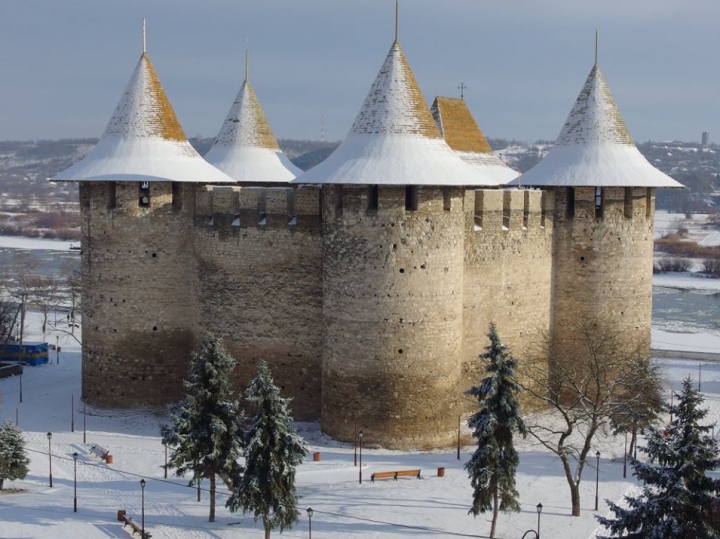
<box><xmin>172</xmin><ymin>182</ymin><xmax>182</xmax><ymax>211</ymax></box>
<box><xmin>567</xmin><ymin>187</ymin><xmax>575</xmax><ymax>218</ymax></box>
<box><xmin>107</xmin><ymin>183</ymin><xmax>117</xmax><ymax>210</ymax></box>
<box><xmin>336</xmin><ymin>186</ymin><xmax>343</xmax><ymax>217</ymax></box>
<box><xmin>523</xmin><ymin>191</ymin><xmax>530</xmax><ymax>228</ymax></box>
<box><xmin>646</xmin><ymin>188</ymin><xmax>653</xmax><ymax>218</ymax></box>
<box><xmin>624</xmin><ymin>187</ymin><xmax>633</xmax><ymax>219</ymax></box>
<box><xmin>405</xmin><ymin>186</ymin><xmax>418</xmax><ymax>211</ymax></box>
<box><xmin>139</xmin><ymin>181</ymin><xmax>150</xmax><ymax>207</ymax></box>
<box><xmin>595</xmin><ymin>187</ymin><xmax>603</xmax><ymax>219</ymax></box>
<box><xmin>443</xmin><ymin>188</ymin><xmax>452</xmax><ymax>211</ymax></box>
<box><xmin>367</xmin><ymin>185</ymin><xmax>379</xmax><ymax>214</ymax></box>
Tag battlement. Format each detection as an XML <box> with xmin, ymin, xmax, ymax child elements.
<box><xmin>468</xmin><ymin>189</ymin><xmax>552</xmax><ymax>232</ymax></box>
<box><xmin>554</xmin><ymin>186</ymin><xmax>655</xmax><ymax>222</ymax></box>
<box><xmin>195</xmin><ymin>185</ymin><xmax>322</xmax><ymax>230</ymax></box>
<box><xmin>322</xmin><ymin>184</ymin><xmax>466</xmax><ymax>220</ymax></box>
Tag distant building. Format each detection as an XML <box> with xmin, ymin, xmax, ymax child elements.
<box><xmin>702</xmin><ymin>131</ymin><xmax>710</xmax><ymax>146</ymax></box>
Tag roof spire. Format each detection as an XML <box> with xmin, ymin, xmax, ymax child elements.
<box><xmin>394</xmin><ymin>0</ymin><xmax>399</xmax><ymax>43</ymax></box>
<box><xmin>142</xmin><ymin>18</ymin><xmax>147</xmax><ymax>54</ymax></box>
<box><xmin>245</xmin><ymin>45</ymin><xmax>250</xmax><ymax>82</ymax></box>
<box><xmin>594</xmin><ymin>28</ymin><xmax>598</xmax><ymax>66</ymax></box>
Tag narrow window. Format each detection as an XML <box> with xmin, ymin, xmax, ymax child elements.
<box><xmin>367</xmin><ymin>185</ymin><xmax>379</xmax><ymax>214</ymax></box>
<box><xmin>646</xmin><ymin>188</ymin><xmax>653</xmax><ymax>218</ymax></box>
<box><xmin>443</xmin><ymin>188</ymin><xmax>452</xmax><ymax>211</ymax></box>
<box><xmin>540</xmin><ymin>191</ymin><xmax>547</xmax><ymax>228</ymax></box>
<box><xmin>595</xmin><ymin>187</ymin><xmax>603</xmax><ymax>219</ymax></box>
<box><xmin>566</xmin><ymin>187</ymin><xmax>575</xmax><ymax>218</ymax></box>
<box><xmin>172</xmin><ymin>182</ymin><xmax>182</xmax><ymax>211</ymax></box>
<box><xmin>624</xmin><ymin>187</ymin><xmax>633</xmax><ymax>219</ymax></box>
<box><xmin>139</xmin><ymin>181</ymin><xmax>150</xmax><ymax>207</ymax></box>
<box><xmin>107</xmin><ymin>183</ymin><xmax>117</xmax><ymax>210</ymax></box>
<box><xmin>336</xmin><ymin>186</ymin><xmax>343</xmax><ymax>217</ymax></box>
<box><xmin>523</xmin><ymin>191</ymin><xmax>530</xmax><ymax>228</ymax></box>
<box><xmin>405</xmin><ymin>186</ymin><xmax>418</xmax><ymax>211</ymax></box>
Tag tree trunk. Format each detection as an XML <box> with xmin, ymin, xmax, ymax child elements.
<box><xmin>209</xmin><ymin>474</ymin><xmax>216</xmax><ymax>522</ymax></box>
<box><xmin>0</xmin><ymin>478</ymin><xmax>4</xmax><ymax>490</ymax></box>
<box><xmin>264</xmin><ymin>518</ymin><xmax>271</xmax><ymax>539</ymax></box>
<box><xmin>490</xmin><ymin>488</ymin><xmax>499</xmax><ymax>538</ymax></box>
<box><xmin>630</xmin><ymin>427</ymin><xmax>638</xmax><ymax>457</ymax></box>
<box><xmin>570</xmin><ymin>482</ymin><xmax>581</xmax><ymax>516</ymax></box>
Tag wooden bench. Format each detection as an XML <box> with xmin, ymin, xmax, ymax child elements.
<box><xmin>89</xmin><ymin>444</ymin><xmax>111</xmax><ymax>462</ymax></box>
<box><xmin>121</xmin><ymin>513</ymin><xmax>151</xmax><ymax>539</ymax></box>
<box><xmin>371</xmin><ymin>469</ymin><xmax>421</xmax><ymax>482</ymax></box>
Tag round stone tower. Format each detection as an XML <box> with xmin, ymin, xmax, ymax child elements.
<box><xmin>53</xmin><ymin>40</ymin><xmax>233</xmax><ymax>407</ymax></box>
<box><xmin>511</xmin><ymin>57</ymin><xmax>682</xmax><ymax>366</ymax></box>
<box><xmin>295</xmin><ymin>38</ymin><xmax>495</xmax><ymax>449</ymax></box>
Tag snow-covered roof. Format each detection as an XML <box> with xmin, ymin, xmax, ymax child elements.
<box><xmin>293</xmin><ymin>42</ymin><xmax>494</xmax><ymax>186</ymax></box>
<box><xmin>204</xmin><ymin>71</ymin><xmax>301</xmax><ymax>183</ymax></box>
<box><xmin>510</xmin><ymin>64</ymin><xmax>683</xmax><ymax>189</ymax></box>
<box><xmin>431</xmin><ymin>96</ymin><xmax>518</xmax><ymax>186</ymax></box>
<box><xmin>53</xmin><ymin>53</ymin><xmax>233</xmax><ymax>183</ymax></box>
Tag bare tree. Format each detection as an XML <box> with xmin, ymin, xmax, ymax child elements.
<box><xmin>519</xmin><ymin>321</ymin><xmax>660</xmax><ymax>517</ymax></box>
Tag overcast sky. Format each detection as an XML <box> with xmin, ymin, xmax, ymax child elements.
<box><xmin>1</xmin><ymin>0</ymin><xmax>718</xmax><ymax>144</ymax></box>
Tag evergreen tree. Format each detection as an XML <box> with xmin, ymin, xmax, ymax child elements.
<box><xmin>464</xmin><ymin>323</ymin><xmax>527</xmax><ymax>538</ymax></box>
<box><xmin>597</xmin><ymin>377</ymin><xmax>720</xmax><ymax>538</ymax></box>
<box><xmin>226</xmin><ymin>360</ymin><xmax>308</xmax><ymax>539</ymax></box>
<box><xmin>0</xmin><ymin>420</ymin><xmax>30</xmax><ymax>490</ymax></box>
<box><xmin>161</xmin><ymin>334</ymin><xmax>245</xmax><ymax>522</ymax></box>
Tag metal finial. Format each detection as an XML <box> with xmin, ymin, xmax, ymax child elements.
<box><xmin>142</xmin><ymin>19</ymin><xmax>147</xmax><ymax>54</ymax></box>
<box><xmin>394</xmin><ymin>0</ymin><xmax>399</xmax><ymax>43</ymax></box>
<box><xmin>245</xmin><ymin>47</ymin><xmax>249</xmax><ymax>82</ymax></box>
<box><xmin>594</xmin><ymin>29</ymin><xmax>598</xmax><ymax>66</ymax></box>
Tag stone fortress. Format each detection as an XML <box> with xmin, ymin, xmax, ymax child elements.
<box><xmin>54</xmin><ymin>21</ymin><xmax>682</xmax><ymax>449</ymax></box>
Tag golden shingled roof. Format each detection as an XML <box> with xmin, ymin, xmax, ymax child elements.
<box><xmin>141</xmin><ymin>54</ymin><xmax>187</xmax><ymax>141</ymax></box>
<box><xmin>431</xmin><ymin>97</ymin><xmax>493</xmax><ymax>154</ymax></box>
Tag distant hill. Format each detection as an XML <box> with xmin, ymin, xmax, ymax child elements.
<box><xmin>0</xmin><ymin>137</ymin><xmax>718</xmax><ymax>213</ymax></box>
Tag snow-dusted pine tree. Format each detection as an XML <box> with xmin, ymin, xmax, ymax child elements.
<box><xmin>161</xmin><ymin>334</ymin><xmax>245</xmax><ymax>522</ymax></box>
<box><xmin>226</xmin><ymin>360</ymin><xmax>307</xmax><ymax>539</ymax></box>
<box><xmin>0</xmin><ymin>420</ymin><xmax>30</xmax><ymax>491</ymax></box>
<box><xmin>597</xmin><ymin>377</ymin><xmax>720</xmax><ymax>538</ymax></box>
<box><xmin>464</xmin><ymin>323</ymin><xmax>527</xmax><ymax>538</ymax></box>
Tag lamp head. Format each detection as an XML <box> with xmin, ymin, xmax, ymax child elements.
<box><xmin>47</xmin><ymin>432</ymin><xmax>52</xmax><ymax>440</ymax></box>
<box><xmin>359</xmin><ymin>429</ymin><xmax>364</xmax><ymax>438</ymax></box>
<box><xmin>307</xmin><ymin>507</ymin><xmax>314</xmax><ymax>517</ymax></box>
<box><xmin>73</xmin><ymin>452</ymin><xmax>78</xmax><ymax>461</ymax></box>
<box><xmin>536</xmin><ymin>502</ymin><xmax>543</xmax><ymax>514</ymax></box>
<box><xmin>140</xmin><ymin>478</ymin><xmax>146</xmax><ymax>489</ymax></box>
<box><xmin>596</xmin><ymin>450</ymin><xmax>601</xmax><ymax>458</ymax></box>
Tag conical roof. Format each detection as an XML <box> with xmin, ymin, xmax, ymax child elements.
<box><xmin>204</xmin><ymin>73</ymin><xmax>301</xmax><ymax>183</ymax></box>
<box><xmin>510</xmin><ymin>64</ymin><xmax>682</xmax><ymax>188</ymax></box>
<box><xmin>431</xmin><ymin>96</ymin><xmax>518</xmax><ymax>185</ymax></box>
<box><xmin>53</xmin><ymin>53</ymin><xmax>233</xmax><ymax>183</ymax></box>
<box><xmin>294</xmin><ymin>41</ymin><xmax>490</xmax><ymax>186</ymax></box>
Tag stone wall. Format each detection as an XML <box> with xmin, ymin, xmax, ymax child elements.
<box><xmin>320</xmin><ymin>185</ymin><xmax>466</xmax><ymax>450</ymax></box>
<box><xmin>550</xmin><ymin>187</ymin><xmax>655</xmax><ymax>366</ymax></box>
<box><xmin>192</xmin><ymin>185</ymin><xmax>323</xmax><ymax>420</ymax></box>
<box><xmin>462</xmin><ymin>189</ymin><xmax>554</xmax><ymax>403</ymax></box>
<box><xmin>80</xmin><ymin>181</ymin><xmax>199</xmax><ymax>407</ymax></box>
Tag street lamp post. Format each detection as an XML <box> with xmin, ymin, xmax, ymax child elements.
<box><xmin>536</xmin><ymin>503</ymin><xmax>543</xmax><ymax>539</ymax></box>
<box><xmin>73</xmin><ymin>452</ymin><xmax>78</xmax><ymax>512</ymax></box>
<box><xmin>595</xmin><ymin>451</ymin><xmax>601</xmax><ymax>511</ymax></box>
<box><xmin>47</xmin><ymin>432</ymin><xmax>53</xmax><ymax>487</ymax></box>
<box><xmin>140</xmin><ymin>479</ymin><xmax>146</xmax><ymax>538</ymax></box>
<box><xmin>358</xmin><ymin>429</ymin><xmax>364</xmax><ymax>484</ymax></box>
<box><xmin>163</xmin><ymin>441</ymin><xmax>168</xmax><ymax>479</ymax></box>
<box><xmin>623</xmin><ymin>432</ymin><xmax>628</xmax><ymax>479</ymax></box>
<box><xmin>307</xmin><ymin>507</ymin><xmax>314</xmax><ymax>539</ymax></box>
<box><xmin>353</xmin><ymin>422</ymin><xmax>357</xmax><ymax>467</ymax></box>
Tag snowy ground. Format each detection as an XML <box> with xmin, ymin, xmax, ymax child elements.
<box><xmin>0</xmin><ymin>313</ymin><xmax>717</xmax><ymax>539</ymax></box>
